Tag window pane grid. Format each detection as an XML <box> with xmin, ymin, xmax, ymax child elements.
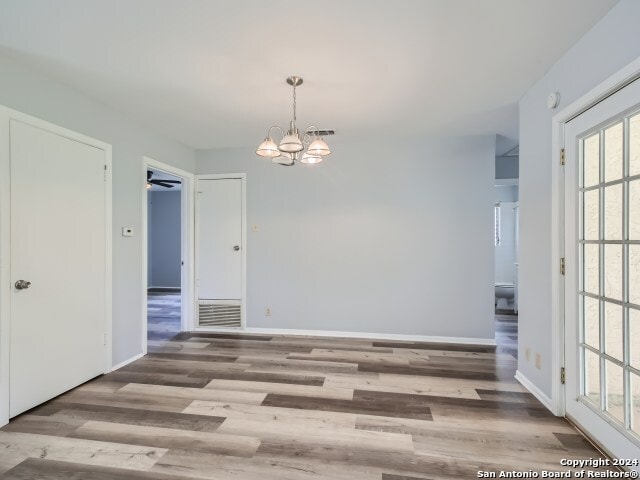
<box><xmin>581</xmin><ymin>290</ymin><xmax>640</xmax><ymax>309</ymax></box>
<box><xmin>580</xmin><ymin>172</ymin><xmax>640</xmax><ymax>191</ymax></box>
<box><xmin>579</xmin><ymin>340</ymin><xmax>640</xmax><ymax>372</ymax></box>
<box><xmin>578</xmin><ymin>110</ymin><xmax>640</xmax><ymax>435</ymax></box>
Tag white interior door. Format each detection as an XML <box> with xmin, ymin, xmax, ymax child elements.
<box><xmin>10</xmin><ymin>120</ymin><xmax>107</xmax><ymax>417</ymax></box>
<box><xmin>196</xmin><ymin>178</ymin><xmax>243</xmax><ymax>300</ymax></box>
<box><xmin>564</xmin><ymin>77</ymin><xmax>640</xmax><ymax>464</ymax></box>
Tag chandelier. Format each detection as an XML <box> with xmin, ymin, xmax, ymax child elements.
<box><xmin>255</xmin><ymin>76</ymin><xmax>331</xmax><ymax>166</ymax></box>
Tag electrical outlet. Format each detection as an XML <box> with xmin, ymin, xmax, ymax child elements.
<box><xmin>265</xmin><ymin>308</ymin><xmax>272</xmax><ymax>316</ymax></box>
<box><xmin>535</xmin><ymin>353</ymin><xmax>541</xmax><ymax>370</ymax></box>
<box><xmin>525</xmin><ymin>347</ymin><xmax>530</xmax><ymax>361</ymax></box>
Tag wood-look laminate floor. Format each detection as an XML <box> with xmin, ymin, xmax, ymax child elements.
<box><xmin>147</xmin><ymin>291</ymin><xmax>181</xmax><ymax>342</ymax></box>
<box><xmin>0</xmin><ymin>310</ymin><xmax>604</xmax><ymax>479</ymax></box>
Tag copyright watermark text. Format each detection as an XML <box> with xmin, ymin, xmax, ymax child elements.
<box><xmin>477</xmin><ymin>458</ymin><xmax>639</xmax><ymax>478</ymax></box>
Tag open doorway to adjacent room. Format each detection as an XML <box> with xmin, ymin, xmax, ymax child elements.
<box><xmin>495</xmin><ymin>142</ymin><xmax>519</xmax><ymax>358</ymax></box>
<box><xmin>142</xmin><ymin>158</ymin><xmax>195</xmax><ymax>352</ymax></box>
<box><xmin>146</xmin><ymin>167</ymin><xmax>182</xmax><ymax>342</ymax></box>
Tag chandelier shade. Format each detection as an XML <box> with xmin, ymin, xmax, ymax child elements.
<box><xmin>301</xmin><ymin>152</ymin><xmax>323</xmax><ymax>164</ymax></box>
<box><xmin>256</xmin><ymin>76</ymin><xmax>332</xmax><ymax>166</ymax></box>
<box><xmin>272</xmin><ymin>153</ymin><xmax>295</xmax><ymax>166</ymax></box>
<box><xmin>306</xmin><ymin>138</ymin><xmax>331</xmax><ymax>156</ymax></box>
<box><xmin>256</xmin><ymin>137</ymin><xmax>280</xmax><ymax>157</ymax></box>
<box><xmin>279</xmin><ymin>132</ymin><xmax>304</xmax><ymax>153</ymax></box>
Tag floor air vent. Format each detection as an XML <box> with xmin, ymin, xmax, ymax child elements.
<box><xmin>198</xmin><ymin>301</ymin><xmax>241</xmax><ymax>328</ymax></box>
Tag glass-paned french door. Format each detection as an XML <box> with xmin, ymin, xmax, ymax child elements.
<box><xmin>564</xmin><ymin>76</ymin><xmax>640</xmax><ymax>464</ymax></box>
<box><xmin>580</xmin><ymin>112</ymin><xmax>640</xmax><ymax>431</ymax></box>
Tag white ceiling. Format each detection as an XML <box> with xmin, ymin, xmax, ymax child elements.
<box><xmin>0</xmin><ymin>0</ymin><xmax>618</xmax><ymax>151</ymax></box>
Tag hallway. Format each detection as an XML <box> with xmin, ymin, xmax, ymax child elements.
<box><xmin>147</xmin><ymin>291</ymin><xmax>181</xmax><ymax>342</ymax></box>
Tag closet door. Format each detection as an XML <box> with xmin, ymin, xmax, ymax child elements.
<box><xmin>196</xmin><ymin>178</ymin><xmax>243</xmax><ymax>300</ymax></box>
<box><xmin>10</xmin><ymin>119</ymin><xmax>108</xmax><ymax>417</ymax></box>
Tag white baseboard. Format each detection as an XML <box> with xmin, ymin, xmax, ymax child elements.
<box><xmin>110</xmin><ymin>352</ymin><xmax>144</xmax><ymax>372</ymax></box>
<box><xmin>515</xmin><ymin>370</ymin><xmax>555</xmax><ymax>414</ymax></box>
<box><xmin>193</xmin><ymin>326</ymin><xmax>496</xmax><ymax>346</ymax></box>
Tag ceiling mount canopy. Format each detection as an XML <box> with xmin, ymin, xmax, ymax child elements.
<box><xmin>256</xmin><ymin>76</ymin><xmax>332</xmax><ymax>166</ymax></box>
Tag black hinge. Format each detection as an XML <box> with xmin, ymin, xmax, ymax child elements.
<box><xmin>560</xmin><ymin>257</ymin><xmax>565</xmax><ymax>276</ymax></box>
<box><xmin>561</xmin><ymin>367</ymin><xmax>566</xmax><ymax>384</ymax></box>
<box><xmin>560</xmin><ymin>148</ymin><xmax>565</xmax><ymax>166</ymax></box>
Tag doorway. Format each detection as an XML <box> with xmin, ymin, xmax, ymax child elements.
<box><xmin>142</xmin><ymin>158</ymin><xmax>195</xmax><ymax>353</ymax></box>
<box><xmin>147</xmin><ymin>168</ymin><xmax>182</xmax><ymax>342</ymax></box>
<box><xmin>563</xmin><ymin>76</ymin><xmax>640</xmax><ymax>462</ymax></box>
<box><xmin>495</xmin><ymin>178</ymin><xmax>519</xmax><ymax>358</ymax></box>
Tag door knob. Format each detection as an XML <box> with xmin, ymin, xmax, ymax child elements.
<box><xmin>15</xmin><ymin>280</ymin><xmax>31</xmax><ymax>290</ymax></box>
<box><xmin>233</xmin><ymin>245</ymin><xmax>240</xmax><ymax>251</ymax></box>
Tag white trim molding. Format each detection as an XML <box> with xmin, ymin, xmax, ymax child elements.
<box><xmin>515</xmin><ymin>370</ymin><xmax>554</xmax><ymax>413</ymax></box>
<box><xmin>194</xmin><ymin>327</ymin><xmax>497</xmax><ymax>346</ymax></box>
<box><xmin>110</xmin><ymin>353</ymin><xmax>145</xmax><ymax>372</ymax></box>
<box><xmin>142</xmin><ymin>157</ymin><xmax>196</xmax><ymax>354</ymax></box>
<box><xmin>104</xmin><ymin>145</ymin><xmax>113</xmax><ymax>372</ymax></box>
<box><xmin>549</xmin><ymin>55</ymin><xmax>640</xmax><ymax>417</ymax></box>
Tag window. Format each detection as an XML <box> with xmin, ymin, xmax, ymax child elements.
<box><xmin>578</xmin><ymin>113</ymin><xmax>640</xmax><ymax>435</ymax></box>
<box><xmin>495</xmin><ymin>203</ymin><xmax>501</xmax><ymax>246</ymax></box>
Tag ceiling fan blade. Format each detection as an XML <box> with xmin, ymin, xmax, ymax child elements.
<box><xmin>147</xmin><ymin>170</ymin><xmax>153</xmax><ymax>181</ymax></box>
<box><xmin>308</xmin><ymin>129</ymin><xmax>335</xmax><ymax>136</ymax></box>
<box><xmin>151</xmin><ymin>181</ymin><xmax>175</xmax><ymax>188</ymax></box>
<box><xmin>155</xmin><ymin>179</ymin><xmax>181</xmax><ymax>184</ymax></box>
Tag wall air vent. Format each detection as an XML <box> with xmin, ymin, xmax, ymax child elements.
<box><xmin>198</xmin><ymin>301</ymin><xmax>241</xmax><ymax>329</ymax></box>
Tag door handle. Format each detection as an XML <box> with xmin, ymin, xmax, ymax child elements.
<box><xmin>233</xmin><ymin>245</ymin><xmax>240</xmax><ymax>251</ymax></box>
<box><xmin>15</xmin><ymin>280</ymin><xmax>31</xmax><ymax>290</ymax></box>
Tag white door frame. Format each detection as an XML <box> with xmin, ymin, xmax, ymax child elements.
<box><xmin>195</xmin><ymin>173</ymin><xmax>247</xmax><ymax>331</ymax></box>
<box><xmin>142</xmin><ymin>157</ymin><xmax>195</xmax><ymax>352</ymax></box>
<box><xmin>550</xmin><ymin>56</ymin><xmax>640</xmax><ymax>417</ymax></box>
<box><xmin>0</xmin><ymin>105</ymin><xmax>112</xmax><ymax>427</ymax></box>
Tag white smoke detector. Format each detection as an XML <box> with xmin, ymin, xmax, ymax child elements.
<box><xmin>547</xmin><ymin>92</ymin><xmax>561</xmax><ymax>109</ymax></box>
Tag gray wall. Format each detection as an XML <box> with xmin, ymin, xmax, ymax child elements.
<box><xmin>0</xmin><ymin>53</ymin><xmax>195</xmax><ymax>366</ymax></box>
<box><xmin>495</xmin><ymin>185</ymin><xmax>519</xmax><ymax>202</ymax></box>
<box><xmin>518</xmin><ymin>0</ymin><xmax>640</xmax><ymax>396</ymax></box>
<box><xmin>196</xmin><ymin>135</ymin><xmax>496</xmax><ymax>341</ymax></box>
<box><xmin>148</xmin><ymin>191</ymin><xmax>181</xmax><ymax>288</ymax></box>
<box><xmin>495</xmin><ymin>157</ymin><xmax>519</xmax><ymax>179</ymax></box>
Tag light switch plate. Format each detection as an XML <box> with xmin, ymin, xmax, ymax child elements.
<box><xmin>122</xmin><ymin>227</ymin><xmax>134</xmax><ymax>237</ymax></box>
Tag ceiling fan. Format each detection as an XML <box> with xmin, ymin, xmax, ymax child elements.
<box><xmin>147</xmin><ymin>170</ymin><xmax>181</xmax><ymax>189</ymax></box>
